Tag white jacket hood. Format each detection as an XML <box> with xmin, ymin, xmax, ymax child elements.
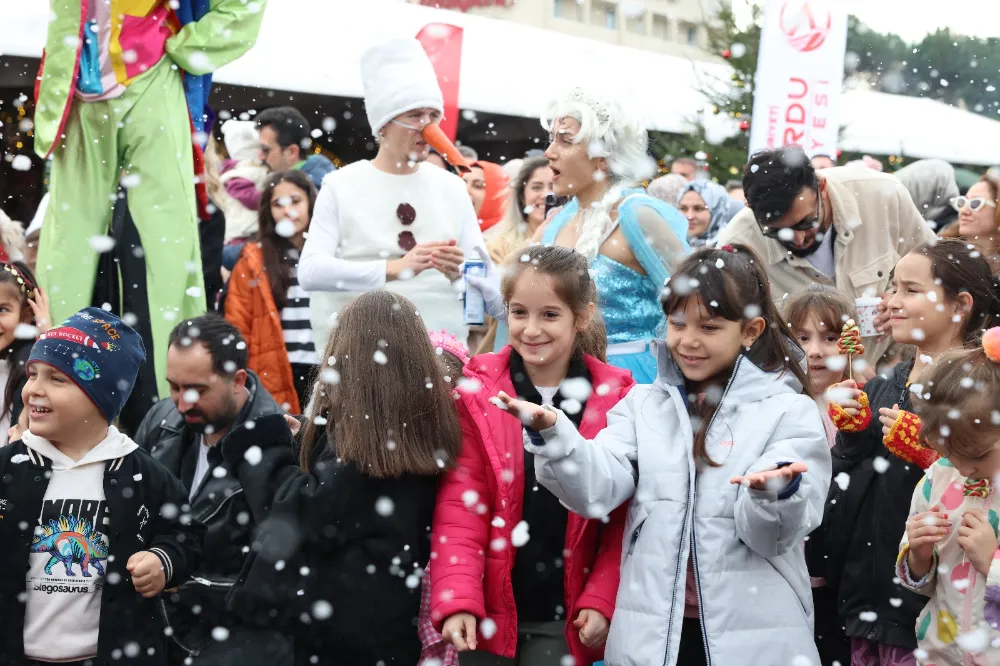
<box><xmin>23</xmin><ymin>426</ymin><xmax>138</xmax><ymax>470</ymax></box>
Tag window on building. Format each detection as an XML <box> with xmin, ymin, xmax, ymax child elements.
<box><xmin>681</xmin><ymin>22</ymin><xmax>700</xmax><ymax>46</ymax></box>
<box><xmin>625</xmin><ymin>10</ymin><xmax>646</xmax><ymax>35</ymax></box>
<box><xmin>591</xmin><ymin>0</ymin><xmax>616</xmax><ymax>30</ymax></box>
<box><xmin>553</xmin><ymin>0</ymin><xmax>583</xmax><ymax>21</ymax></box>
<box><xmin>651</xmin><ymin>14</ymin><xmax>669</xmax><ymax>39</ymax></box>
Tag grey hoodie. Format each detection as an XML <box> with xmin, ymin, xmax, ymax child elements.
<box><xmin>527</xmin><ymin>344</ymin><xmax>831</xmax><ymax>666</ymax></box>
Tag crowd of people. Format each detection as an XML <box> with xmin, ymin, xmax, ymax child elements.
<box><xmin>4</xmin><ymin>7</ymin><xmax>1000</xmax><ymax>666</ymax></box>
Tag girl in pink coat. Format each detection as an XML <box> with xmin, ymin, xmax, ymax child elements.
<box><xmin>430</xmin><ymin>245</ymin><xmax>633</xmax><ymax>665</ymax></box>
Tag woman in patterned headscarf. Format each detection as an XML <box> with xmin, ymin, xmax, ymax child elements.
<box><xmin>677</xmin><ymin>180</ymin><xmax>734</xmax><ymax>247</ymax></box>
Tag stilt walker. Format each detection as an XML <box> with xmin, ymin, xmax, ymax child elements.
<box><xmin>33</xmin><ymin>0</ymin><xmax>266</xmax><ymax>396</ymax></box>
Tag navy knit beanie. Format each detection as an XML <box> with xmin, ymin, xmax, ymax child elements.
<box><xmin>29</xmin><ymin>308</ymin><xmax>145</xmax><ymax>423</ymax></box>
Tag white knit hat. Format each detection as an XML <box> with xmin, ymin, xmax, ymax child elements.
<box><xmin>221</xmin><ymin>120</ymin><xmax>259</xmax><ymax>162</ymax></box>
<box><xmin>361</xmin><ymin>38</ymin><xmax>444</xmax><ymax>136</ymax></box>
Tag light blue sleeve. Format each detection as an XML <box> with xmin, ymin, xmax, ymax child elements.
<box><xmin>617</xmin><ymin>194</ymin><xmax>692</xmax><ymax>288</ymax></box>
<box><xmin>541</xmin><ymin>200</ymin><xmax>578</xmax><ymax>245</ymax></box>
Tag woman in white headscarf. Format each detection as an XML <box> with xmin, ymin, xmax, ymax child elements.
<box><xmin>536</xmin><ymin>86</ymin><xmax>690</xmax><ymax>383</ymax></box>
<box><xmin>677</xmin><ymin>180</ymin><xmax>734</xmax><ymax>247</ymax></box>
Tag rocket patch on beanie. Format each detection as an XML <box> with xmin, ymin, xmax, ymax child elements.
<box><xmin>29</xmin><ymin>307</ymin><xmax>146</xmax><ymax>423</ymax></box>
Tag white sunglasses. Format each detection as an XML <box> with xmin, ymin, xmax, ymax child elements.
<box><xmin>950</xmin><ymin>196</ymin><xmax>997</xmax><ymax>213</ymax></box>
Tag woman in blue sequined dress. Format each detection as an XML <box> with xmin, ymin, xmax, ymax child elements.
<box><xmin>537</xmin><ymin>87</ymin><xmax>690</xmax><ymax>383</ymax></box>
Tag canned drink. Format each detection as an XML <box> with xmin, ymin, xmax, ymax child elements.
<box><xmin>464</xmin><ymin>259</ymin><xmax>486</xmax><ymax>325</ymax></box>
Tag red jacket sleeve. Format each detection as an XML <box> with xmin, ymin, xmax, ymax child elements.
<box><xmin>430</xmin><ymin>400</ymin><xmax>493</xmax><ymax>630</ymax></box>
<box><xmin>574</xmin><ymin>504</ymin><xmax>626</xmax><ymax>620</ymax></box>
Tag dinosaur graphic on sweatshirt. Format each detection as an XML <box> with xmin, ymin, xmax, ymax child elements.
<box><xmin>31</xmin><ymin>514</ymin><xmax>109</xmax><ymax>577</ymax></box>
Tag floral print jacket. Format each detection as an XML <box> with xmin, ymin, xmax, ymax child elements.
<box><xmin>897</xmin><ymin>459</ymin><xmax>1000</xmax><ymax>665</ymax></box>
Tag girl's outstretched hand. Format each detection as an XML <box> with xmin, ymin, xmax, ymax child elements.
<box><xmin>730</xmin><ymin>462</ymin><xmax>808</xmax><ymax>490</ymax></box>
<box><xmin>493</xmin><ymin>391</ymin><xmax>557</xmax><ymax>431</ymax></box>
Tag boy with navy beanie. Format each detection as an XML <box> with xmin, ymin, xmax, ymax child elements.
<box><xmin>0</xmin><ymin>308</ymin><xmax>204</xmax><ymax>666</ymax></box>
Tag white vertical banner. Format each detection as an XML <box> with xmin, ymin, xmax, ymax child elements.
<box><xmin>748</xmin><ymin>0</ymin><xmax>848</xmax><ymax>158</ymax></box>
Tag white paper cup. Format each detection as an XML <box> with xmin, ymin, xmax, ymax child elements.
<box><xmin>855</xmin><ymin>297</ymin><xmax>882</xmax><ymax>337</ymax></box>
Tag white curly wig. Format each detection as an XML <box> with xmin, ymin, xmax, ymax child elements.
<box><xmin>541</xmin><ymin>86</ymin><xmax>655</xmax><ymax>263</ymax></box>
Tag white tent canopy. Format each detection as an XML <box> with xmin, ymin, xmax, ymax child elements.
<box><xmin>5</xmin><ymin>1</ymin><xmax>999</xmax><ymax>165</ymax></box>
<box><xmin>840</xmin><ymin>89</ymin><xmax>1000</xmax><ymax>166</ymax></box>
<box><xmin>2</xmin><ymin>0</ymin><xmax>731</xmax><ymax>138</ymax></box>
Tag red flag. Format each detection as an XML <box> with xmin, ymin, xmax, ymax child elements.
<box><xmin>416</xmin><ymin>24</ymin><xmax>463</xmax><ymax>141</ymax></box>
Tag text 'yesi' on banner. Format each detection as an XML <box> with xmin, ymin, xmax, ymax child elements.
<box><xmin>749</xmin><ymin>0</ymin><xmax>848</xmax><ymax>159</ymax></box>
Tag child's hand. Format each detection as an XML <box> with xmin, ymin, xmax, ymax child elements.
<box><xmin>958</xmin><ymin>510</ymin><xmax>997</xmax><ymax>576</ymax></box>
<box><xmin>574</xmin><ymin>608</ymin><xmax>610</xmax><ymax>649</ymax></box>
<box><xmin>27</xmin><ymin>287</ymin><xmax>51</xmax><ymax>334</ymax></box>
<box><xmin>730</xmin><ymin>462</ymin><xmax>807</xmax><ymax>490</ymax></box>
<box><xmin>441</xmin><ymin>612</ymin><xmax>478</xmax><ymax>651</ymax></box>
<box><xmin>826</xmin><ymin>379</ymin><xmax>863</xmax><ymax>416</ymax></box>
<box><xmin>874</xmin><ymin>290</ymin><xmax>891</xmax><ymax>335</ymax></box>
<box><xmin>905</xmin><ymin>504</ymin><xmax>949</xmax><ymax>579</ymax></box>
<box><xmin>283</xmin><ymin>413</ymin><xmax>302</xmax><ymax>437</ymax></box>
<box><xmin>493</xmin><ymin>391</ymin><xmax>557</xmax><ymax>431</ymax></box>
<box><xmin>879</xmin><ymin>404</ymin><xmax>901</xmax><ymax>438</ymax></box>
<box><xmin>128</xmin><ymin>551</ymin><xmax>166</xmax><ymax>598</ymax></box>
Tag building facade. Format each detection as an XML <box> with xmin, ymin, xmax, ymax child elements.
<box><xmin>412</xmin><ymin>0</ymin><xmax>719</xmax><ymax>61</ymax></box>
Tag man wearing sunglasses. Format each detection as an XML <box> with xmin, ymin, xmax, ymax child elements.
<box><xmin>300</xmin><ymin>37</ymin><xmax>494</xmax><ymax>350</ymax></box>
<box><xmin>718</xmin><ymin>146</ymin><xmax>936</xmax><ymax>363</ymax></box>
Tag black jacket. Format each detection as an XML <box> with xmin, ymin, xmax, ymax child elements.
<box><xmin>3</xmin><ymin>340</ymin><xmax>32</xmax><ymax>431</ymax></box>
<box><xmin>0</xmin><ymin>440</ymin><xmax>203</xmax><ymax>666</ymax></box>
<box><xmin>223</xmin><ymin>414</ymin><xmax>438</xmax><ymax>666</ymax></box>
<box><xmin>808</xmin><ymin>361</ymin><xmax>925</xmax><ymax>649</ymax></box>
<box><xmin>134</xmin><ymin>371</ymin><xmax>290</xmax><ymax>663</ymax></box>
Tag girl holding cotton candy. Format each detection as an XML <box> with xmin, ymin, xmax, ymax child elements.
<box><xmin>818</xmin><ymin>238</ymin><xmax>1000</xmax><ymax>664</ymax></box>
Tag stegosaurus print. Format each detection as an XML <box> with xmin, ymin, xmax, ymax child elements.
<box><xmin>31</xmin><ymin>514</ymin><xmax>109</xmax><ymax>577</ymax></box>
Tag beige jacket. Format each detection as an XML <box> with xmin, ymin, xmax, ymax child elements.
<box><xmin>717</xmin><ymin>166</ymin><xmax>936</xmax><ymax>362</ymax></box>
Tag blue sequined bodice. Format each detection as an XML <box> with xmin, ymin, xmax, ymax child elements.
<box><xmin>592</xmin><ymin>254</ymin><xmax>662</xmax><ymax>345</ymax></box>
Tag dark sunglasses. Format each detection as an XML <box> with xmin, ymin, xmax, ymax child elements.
<box><xmin>762</xmin><ymin>216</ymin><xmax>819</xmax><ymax>239</ymax></box>
<box><xmin>762</xmin><ymin>192</ymin><xmax>823</xmax><ymax>240</ymax></box>
<box><xmin>397</xmin><ymin>203</ymin><xmax>417</xmax><ymax>251</ymax></box>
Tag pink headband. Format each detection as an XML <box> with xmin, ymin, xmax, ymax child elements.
<box><xmin>429</xmin><ymin>329</ymin><xmax>470</xmax><ymax>366</ymax></box>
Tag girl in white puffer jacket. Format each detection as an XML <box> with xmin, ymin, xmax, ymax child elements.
<box><xmin>498</xmin><ymin>244</ymin><xmax>831</xmax><ymax>666</ymax></box>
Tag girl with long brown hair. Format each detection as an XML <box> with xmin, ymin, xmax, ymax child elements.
<box><xmin>499</xmin><ymin>244</ymin><xmax>831</xmax><ymax>666</ymax></box>
<box><xmin>224</xmin><ymin>289</ymin><xmax>461</xmax><ymax>666</ymax></box>
<box><xmin>225</xmin><ymin>170</ymin><xmax>318</xmax><ymax>414</ymax></box>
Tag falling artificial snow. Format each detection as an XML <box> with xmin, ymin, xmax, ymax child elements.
<box><xmin>11</xmin><ymin>155</ymin><xmax>32</xmax><ymax>171</ymax></box>
<box><xmin>88</xmin><ymin>235</ymin><xmax>116</xmax><ymax>253</ymax></box>
<box><xmin>275</xmin><ymin>220</ymin><xmax>297</xmax><ymax>238</ymax></box>
<box><xmin>243</xmin><ymin>446</ymin><xmax>263</xmax><ymax>466</ymax></box>
<box><xmin>375</xmin><ymin>496</ymin><xmax>395</xmax><ymax>517</ymax></box>
<box><xmin>511</xmin><ymin>520</ymin><xmax>530</xmax><ymax>547</ymax></box>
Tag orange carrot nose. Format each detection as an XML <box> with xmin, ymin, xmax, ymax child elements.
<box><xmin>423</xmin><ymin>123</ymin><xmax>471</xmax><ymax>173</ymax></box>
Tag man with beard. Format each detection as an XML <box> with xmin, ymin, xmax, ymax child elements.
<box><xmin>718</xmin><ymin>146</ymin><xmax>936</xmax><ymax>362</ymax></box>
<box><xmin>134</xmin><ymin>314</ymin><xmax>291</xmax><ymax>666</ymax></box>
